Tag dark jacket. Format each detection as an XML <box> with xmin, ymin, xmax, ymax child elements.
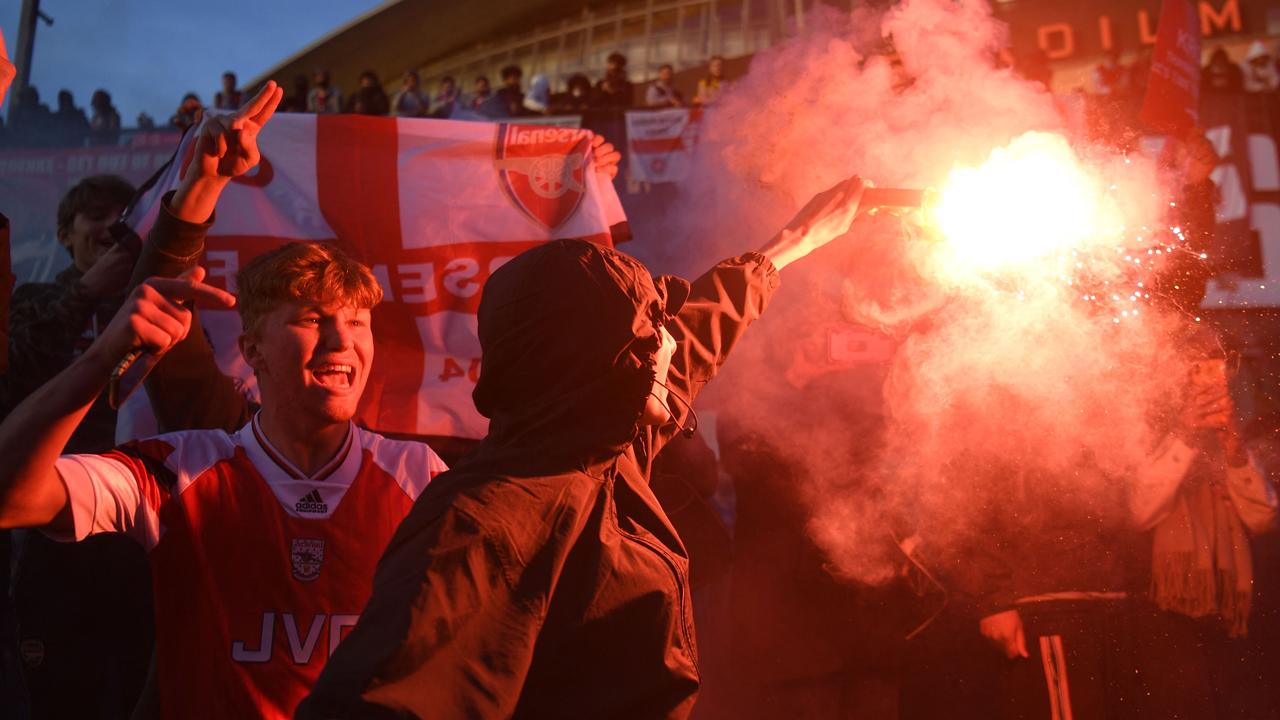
<box><xmin>296</xmin><ymin>241</ymin><xmax>778</xmax><ymax>718</ymax></box>
<box><xmin>126</xmin><ymin>197</ymin><xmax>253</xmax><ymax>434</ymax></box>
<box><xmin>944</xmin><ymin>455</ymin><xmax>1137</xmax><ymax>618</ymax></box>
<box><xmin>2</xmin><ymin>266</ymin><xmax>122</xmax><ymax>451</ymax></box>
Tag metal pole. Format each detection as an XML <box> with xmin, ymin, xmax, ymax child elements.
<box><xmin>8</xmin><ymin>0</ymin><xmax>39</xmax><ymax>124</ymax></box>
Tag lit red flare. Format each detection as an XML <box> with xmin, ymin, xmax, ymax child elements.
<box><xmin>927</xmin><ymin>132</ymin><xmax>1127</xmax><ymax>275</ymax></box>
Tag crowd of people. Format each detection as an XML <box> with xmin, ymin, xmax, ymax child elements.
<box><xmin>5</xmin><ymin>38</ymin><xmax>1278</xmax><ymax>152</ymax></box>
<box><xmin>0</xmin><ymin>50</ymin><xmax>728</xmax><ymax>150</ymax></box>
<box><xmin>273</xmin><ymin>51</ymin><xmax>726</xmax><ymax>120</ymax></box>
<box><xmin>3</xmin><ymin>38</ymin><xmax>1280</xmax><ymax>720</ymax></box>
<box><xmin>1084</xmin><ymin>40</ymin><xmax>1280</xmax><ymax>130</ymax></box>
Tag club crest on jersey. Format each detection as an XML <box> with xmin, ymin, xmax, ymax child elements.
<box><xmin>494</xmin><ymin>124</ymin><xmax>591</xmax><ymax>231</ymax></box>
<box><xmin>291</xmin><ymin>538</ymin><xmax>325</xmax><ymax>583</ymax></box>
<box><xmin>295</xmin><ymin>489</ymin><xmax>328</xmax><ymax>515</ymax></box>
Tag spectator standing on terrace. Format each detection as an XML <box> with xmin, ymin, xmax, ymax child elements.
<box><xmin>347</xmin><ymin>70</ymin><xmax>390</xmax><ymax>116</ymax></box>
<box><xmin>695</xmin><ymin>55</ymin><xmax>726</xmax><ymax>105</ymax></box>
<box><xmin>485</xmin><ymin>64</ymin><xmax>526</xmax><ymax>118</ymax></box>
<box><xmin>550</xmin><ymin>73</ymin><xmax>594</xmax><ymax>115</ymax></box>
<box><xmin>390</xmin><ymin>71</ymin><xmax>428</xmax><ymax>117</ymax></box>
<box><xmin>9</xmin><ymin>86</ymin><xmax>53</xmax><ymax>146</ymax></box>
<box><xmin>1203</xmin><ymin>47</ymin><xmax>1244</xmax><ymax>94</ymax></box>
<box><xmin>307</xmin><ymin>69</ymin><xmax>343</xmax><ymax>113</ymax></box>
<box><xmin>429</xmin><ymin>75</ymin><xmax>460</xmax><ymax>118</ymax></box>
<box><xmin>1243</xmin><ymin>41</ymin><xmax>1278</xmax><ymax>93</ymax></box>
<box><xmin>136</xmin><ymin>113</ymin><xmax>155</xmax><ymax>130</ymax></box>
<box><xmin>1</xmin><ymin>174</ymin><xmax>155</xmax><ymax>720</ymax></box>
<box><xmin>89</xmin><ymin>89</ymin><xmax>121</xmax><ymax>146</ymax></box>
<box><xmin>169</xmin><ymin>93</ymin><xmax>203</xmax><ymax>131</ymax></box>
<box><xmin>281</xmin><ymin>74</ymin><xmax>309</xmax><ymax>113</ymax></box>
<box><xmin>594</xmin><ymin>52</ymin><xmax>635</xmax><ymax>110</ymax></box>
<box><xmin>52</xmin><ymin>90</ymin><xmax>89</xmax><ymax>147</ymax></box>
<box><xmin>467</xmin><ymin>75</ymin><xmax>492</xmax><ymax>112</ymax></box>
<box><xmin>646</xmin><ymin>64</ymin><xmax>684</xmax><ymax>108</ymax></box>
<box><xmin>524</xmin><ymin>74</ymin><xmax>551</xmax><ymax>115</ymax></box>
<box><xmin>214</xmin><ymin>71</ymin><xmax>243</xmax><ymax>110</ymax></box>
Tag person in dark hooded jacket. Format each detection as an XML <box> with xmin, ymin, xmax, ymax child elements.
<box><xmin>294</xmin><ymin>175</ymin><xmax>868</xmax><ymax>719</ymax></box>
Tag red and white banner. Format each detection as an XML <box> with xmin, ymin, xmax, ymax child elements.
<box><xmin>625</xmin><ymin>108</ymin><xmax>703</xmax><ymax>184</ymax></box>
<box><xmin>1139</xmin><ymin>0</ymin><xmax>1200</xmax><ymax>134</ymax></box>
<box><xmin>128</xmin><ymin>114</ymin><xmax>627</xmax><ymax>440</ymax></box>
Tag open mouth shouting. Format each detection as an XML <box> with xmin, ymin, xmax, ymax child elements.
<box><xmin>310</xmin><ymin>363</ymin><xmax>356</xmax><ymax>389</ymax></box>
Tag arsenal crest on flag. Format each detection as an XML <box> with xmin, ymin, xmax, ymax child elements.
<box><xmin>122</xmin><ymin>114</ymin><xmax>629</xmax><ymax>442</ymax></box>
<box><xmin>494</xmin><ymin>126</ymin><xmax>592</xmax><ymax>231</ymax></box>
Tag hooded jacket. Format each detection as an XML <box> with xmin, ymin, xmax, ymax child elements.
<box><xmin>297</xmin><ymin>240</ymin><xmax>778</xmax><ymax>719</ymax></box>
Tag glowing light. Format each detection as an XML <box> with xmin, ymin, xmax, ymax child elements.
<box><xmin>931</xmin><ymin>132</ymin><xmax>1119</xmax><ymax>271</ymax></box>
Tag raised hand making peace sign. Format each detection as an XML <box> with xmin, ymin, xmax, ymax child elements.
<box><xmin>171</xmin><ymin>81</ymin><xmax>284</xmax><ymax>223</ymax></box>
<box><xmin>190</xmin><ymin>80</ymin><xmax>284</xmax><ymax>180</ymax></box>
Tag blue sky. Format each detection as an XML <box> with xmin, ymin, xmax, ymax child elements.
<box><xmin>1</xmin><ymin>0</ymin><xmax>385</xmax><ymax>124</ymax></box>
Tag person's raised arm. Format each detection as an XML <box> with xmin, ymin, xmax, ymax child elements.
<box><xmin>124</xmin><ymin>83</ymin><xmax>281</xmax><ymax>433</ymax></box>
<box><xmin>758</xmin><ymin>175</ymin><xmax>866</xmax><ymax>270</ymax></box>
<box><xmin>658</xmin><ymin>175</ymin><xmax>866</xmax><ymax>434</ymax></box>
<box><xmin>168</xmin><ymin>81</ymin><xmax>283</xmax><ymax>226</ymax></box>
<box><xmin>0</xmin><ymin>269</ymin><xmax>235</xmax><ymax>534</ymax></box>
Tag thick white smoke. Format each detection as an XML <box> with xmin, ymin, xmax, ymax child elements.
<box><xmin>653</xmin><ymin>0</ymin><xmax>1193</xmax><ymax>584</ymax></box>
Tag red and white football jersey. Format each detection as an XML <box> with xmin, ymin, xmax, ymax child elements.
<box><xmin>53</xmin><ymin>415</ymin><xmax>447</xmax><ymax>719</ymax></box>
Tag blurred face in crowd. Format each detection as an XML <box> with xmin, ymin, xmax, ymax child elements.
<box><xmin>475</xmin><ymin>77</ymin><xmax>490</xmax><ymax>95</ymax></box>
<box><xmin>440</xmin><ymin>77</ymin><xmax>455</xmax><ymax>96</ymax></box>
<box><xmin>503</xmin><ymin>71</ymin><xmax>521</xmax><ymax>89</ymax></box>
<box><xmin>242</xmin><ymin>302</ymin><xmax>374</xmax><ymax>426</ymax></box>
<box><xmin>709</xmin><ymin>56</ymin><xmax>724</xmax><ymax>79</ymax></box>
<box><xmin>222</xmin><ymin>73</ymin><xmax>237</xmax><ymax>93</ymax></box>
<box><xmin>360</xmin><ymin>72</ymin><xmax>378</xmax><ymax>89</ymax></box>
<box><xmin>659</xmin><ymin>66</ymin><xmax>674</xmax><ymax>84</ymax></box>
<box><xmin>59</xmin><ymin>200</ymin><xmax>124</xmax><ymax>273</ymax></box>
<box><xmin>403</xmin><ymin>72</ymin><xmax>420</xmax><ymax>91</ymax></box>
<box><xmin>313</xmin><ymin>70</ymin><xmax>330</xmax><ymax>88</ymax></box>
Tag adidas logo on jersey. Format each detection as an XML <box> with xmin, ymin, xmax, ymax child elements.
<box><xmin>295</xmin><ymin>489</ymin><xmax>328</xmax><ymax>515</ymax></box>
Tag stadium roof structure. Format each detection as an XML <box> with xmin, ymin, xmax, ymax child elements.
<box><xmin>250</xmin><ymin>0</ymin><xmax>574</xmax><ymax>94</ymax></box>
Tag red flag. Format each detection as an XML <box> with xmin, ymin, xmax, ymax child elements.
<box><xmin>1140</xmin><ymin>0</ymin><xmax>1201</xmax><ymax>135</ymax></box>
<box><xmin>123</xmin><ymin>114</ymin><xmax>628</xmax><ymax>441</ymax></box>
<box><xmin>0</xmin><ymin>29</ymin><xmax>14</xmax><ymax>107</ymax></box>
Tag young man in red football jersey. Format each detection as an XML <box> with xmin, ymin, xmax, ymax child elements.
<box><xmin>0</xmin><ymin>82</ymin><xmax>452</xmax><ymax>719</ymax></box>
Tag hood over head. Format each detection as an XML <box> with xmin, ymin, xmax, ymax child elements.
<box><xmin>472</xmin><ymin>239</ymin><xmax>689</xmax><ymax>473</ymax></box>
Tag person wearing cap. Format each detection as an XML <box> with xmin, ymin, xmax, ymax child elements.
<box><xmin>296</xmin><ymin>176</ymin><xmax>868</xmax><ymax>718</ymax></box>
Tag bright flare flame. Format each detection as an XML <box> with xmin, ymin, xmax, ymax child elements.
<box><xmin>932</xmin><ymin>132</ymin><xmax>1120</xmax><ymax>272</ymax></box>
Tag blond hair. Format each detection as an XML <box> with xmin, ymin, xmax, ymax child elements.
<box><xmin>236</xmin><ymin>242</ymin><xmax>383</xmax><ymax>335</ymax></box>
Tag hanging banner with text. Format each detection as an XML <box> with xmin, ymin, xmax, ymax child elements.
<box><xmin>1139</xmin><ymin>0</ymin><xmax>1201</xmax><ymax>134</ymax></box>
<box><xmin>624</xmin><ymin>107</ymin><xmax>703</xmax><ymax>184</ymax></box>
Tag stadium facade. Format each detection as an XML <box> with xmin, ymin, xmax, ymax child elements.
<box><xmin>253</xmin><ymin>0</ymin><xmax>1277</xmax><ymax>97</ymax></box>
